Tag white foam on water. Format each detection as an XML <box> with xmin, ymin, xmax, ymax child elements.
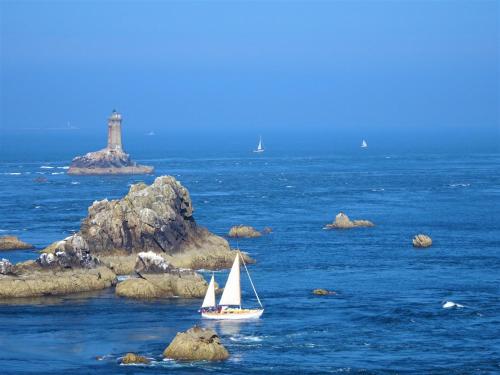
<box><xmin>40</xmin><ymin>166</ymin><xmax>54</xmax><ymax>169</ymax></box>
<box><xmin>286</xmin><ymin>185</ymin><xmax>294</xmax><ymax>188</ymax></box>
<box><xmin>442</xmin><ymin>301</ymin><xmax>464</xmax><ymax>309</ymax></box>
<box><xmin>71</xmin><ymin>181</ymin><xmax>80</xmax><ymax>185</ymax></box>
<box><xmin>449</xmin><ymin>183</ymin><xmax>470</xmax><ymax>188</ymax></box>
<box><xmin>51</xmin><ymin>172</ymin><xmax>64</xmax><ymax>175</ymax></box>
<box><xmin>57</xmin><ymin>166</ymin><xmax>69</xmax><ymax>169</ymax></box>
<box><xmin>4</xmin><ymin>172</ymin><xmax>22</xmax><ymax>175</ymax></box>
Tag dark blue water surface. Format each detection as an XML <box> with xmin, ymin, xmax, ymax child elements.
<box><xmin>0</xmin><ymin>152</ymin><xmax>499</xmax><ymax>374</ymax></box>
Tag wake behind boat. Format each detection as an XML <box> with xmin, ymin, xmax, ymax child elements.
<box><xmin>201</xmin><ymin>251</ymin><xmax>264</xmax><ymax>320</ymax></box>
<box><xmin>253</xmin><ymin>136</ymin><xmax>264</xmax><ymax>153</ymax></box>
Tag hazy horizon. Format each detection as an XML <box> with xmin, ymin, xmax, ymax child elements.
<box><xmin>1</xmin><ymin>1</ymin><xmax>499</xmax><ymax>156</ymax></box>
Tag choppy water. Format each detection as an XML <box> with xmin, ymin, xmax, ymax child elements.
<box><xmin>0</xmin><ymin>152</ymin><xmax>499</xmax><ymax>374</ymax></box>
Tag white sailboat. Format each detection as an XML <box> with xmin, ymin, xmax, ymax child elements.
<box><xmin>254</xmin><ymin>136</ymin><xmax>264</xmax><ymax>153</ymax></box>
<box><xmin>361</xmin><ymin>139</ymin><xmax>368</xmax><ymax>148</ymax></box>
<box><xmin>201</xmin><ymin>252</ymin><xmax>264</xmax><ymax>320</ymax></box>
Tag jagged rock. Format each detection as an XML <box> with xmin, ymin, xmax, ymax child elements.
<box><xmin>134</xmin><ymin>251</ymin><xmax>173</xmax><ymax>274</ymax></box>
<box><xmin>37</xmin><ymin>234</ymin><xmax>98</xmax><ymax>269</ymax></box>
<box><xmin>0</xmin><ymin>259</ymin><xmax>13</xmax><ymax>275</ymax></box>
<box><xmin>3</xmin><ymin>176</ymin><xmax>252</xmax><ymax>299</ymax></box>
<box><xmin>115</xmin><ymin>271</ymin><xmax>208</xmax><ymax>299</ymax></box>
<box><xmin>0</xmin><ymin>266</ymin><xmax>116</xmax><ymax>298</ymax></box>
<box><xmin>0</xmin><ymin>236</ymin><xmax>34</xmax><ymax>251</ymax></box>
<box><xmin>413</xmin><ymin>234</ymin><xmax>432</xmax><ymax>248</ymax></box>
<box><xmin>228</xmin><ymin>225</ymin><xmax>262</xmax><ymax>238</ymax></box>
<box><xmin>312</xmin><ymin>288</ymin><xmax>336</xmax><ymax>296</ymax></box>
<box><xmin>163</xmin><ymin>326</ymin><xmax>229</xmax><ymax>361</ymax></box>
<box><xmin>323</xmin><ymin>212</ymin><xmax>374</xmax><ymax>229</ymax></box>
<box><xmin>121</xmin><ymin>353</ymin><xmax>150</xmax><ymax>365</ymax></box>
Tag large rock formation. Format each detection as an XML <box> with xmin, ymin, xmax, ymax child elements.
<box><xmin>43</xmin><ymin>176</ymin><xmax>247</xmax><ymax>271</ymax></box>
<box><xmin>0</xmin><ymin>235</ymin><xmax>34</xmax><ymax>251</ymax></box>
<box><xmin>163</xmin><ymin>326</ymin><xmax>229</xmax><ymax>361</ymax></box>
<box><xmin>412</xmin><ymin>234</ymin><xmax>432</xmax><ymax>248</ymax></box>
<box><xmin>228</xmin><ymin>225</ymin><xmax>262</xmax><ymax>238</ymax></box>
<box><xmin>0</xmin><ymin>176</ymin><xmax>249</xmax><ymax>299</ymax></box>
<box><xmin>323</xmin><ymin>212</ymin><xmax>374</xmax><ymax>229</ymax></box>
<box><xmin>67</xmin><ymin>110</ymin><xmax>153</xmax><ymax>175</ymax></box>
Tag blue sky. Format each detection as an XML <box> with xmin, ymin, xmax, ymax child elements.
<box><xmin>0</xmin><ymin>0</ymin><xmax>498</xmax><ymax>154</ymax></box>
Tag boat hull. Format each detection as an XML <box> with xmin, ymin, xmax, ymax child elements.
<box><xmin>253</xmin><ymin>150</ymin><xmax>264</xmax><ymax>153</ymax></box>
<box><xmin>201</xmin><ymin>309</ymin><xmax>264</xmax><ymax>320</ymax></box>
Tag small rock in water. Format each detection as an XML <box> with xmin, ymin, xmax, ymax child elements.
<box><xmin>228</xmin><ymin>225</ymin><xmax>262</xmax><ymax>238</ymax></box>
<box><xmin>121</xmin><ymin>353</ymin><xmax>150</xmax><ymax>365</ymax></box>
<box><xmin>163</xmin><ymin>326</ymin><xmax>229</xmax><ymax>361</ymax></box>
<box><xmin>312</xmin><ymin>288</ymin><xmax>336</xmax><ymax>296</ymax></box>
<box><xmin>323</xmin><ymin>212</ymin><xmax>374</xmax><ymax>229</ymax></box>
<box><xmin>0</xmin><ymin>235</ymin><xmax>34</xmax><ymax>250</ymax></box>
<box><xmin>413</xmin><ymin>234</ymin><xmax>432</xmax><ymax>248</ymax></box>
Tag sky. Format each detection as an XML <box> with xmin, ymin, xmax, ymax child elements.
<box><xmin>0</xmin><ymin>0</ymin><xmax>499</xmax><ymax>156</ymax></box>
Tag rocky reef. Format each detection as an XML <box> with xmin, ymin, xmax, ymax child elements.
<box><xmin>163</xmin><ymin>326</ymin><xmax>229</xmax><ymax>361</ymax></box>
<box><xmin>412</xmin><ymin>234</ymin><xmax>432</xmax><ymax>248</ymax></box>
<box><xmin>115</xmin><ymin>251</ymin><xmax>210</xmax><ymax>299</ymax></box>
<box><xmin>1</xmin><ymin>176</ymin><xmax>248</xmax><ymax>299</ymax></box>
<box><xmin>323</xmin><ymin>212</ymin><xmax>374</xmax><ymax>229</ymax></box>
<box><xmin>67</xmin><ymin>148</ymin><xmax>153</xmax><ymax>175</ymax></box>
<box><xmin>0</xmin><ymin>235</ymin><xmax>33</xmax><ymax>251</ymax></box>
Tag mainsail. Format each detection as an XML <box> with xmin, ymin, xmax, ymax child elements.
<box><xmin>361</xmin><ymin>140</ymin><xmax>368</xmax><ymax>148</ymax></box>
<box><xmin>219</xmin><ymin>254</ymin><xmax>241</xmax><ymax>306</ymax></box>
<box><xmin>257</xmin><ymin>137</ymin><xmax>263</xmax><ymax>151</ymax></box>
<box><xmin>201</xmin><ymin>274</ymin><xmax>216</xmax><ymax>308</ymax></box>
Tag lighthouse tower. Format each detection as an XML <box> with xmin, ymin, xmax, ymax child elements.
<box><xmin>107</xmin><ymin>109</ymin><xmax>123</xmax><ymax>151</ymax></box>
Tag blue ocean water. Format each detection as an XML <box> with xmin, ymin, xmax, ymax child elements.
<box><xmin>0</xmin><ymin>152</ymin><xmax>499</xmax><ymax>374</ymax></box>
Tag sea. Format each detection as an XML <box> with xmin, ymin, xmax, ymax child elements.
<box><xmin>0</xmin><ymin>148</ymin><xmax>499</xmax><ymax>374</ymax></box>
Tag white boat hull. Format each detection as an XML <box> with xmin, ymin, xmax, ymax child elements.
<box><xmin>253</xmin><ymin>149</ymin><xmax>264</xmax><ymax>153</ymax></box>
<box><xmin>202</xmin><ymin>309</ymin><xmax>264</xmax><ymax>320</ymax></box>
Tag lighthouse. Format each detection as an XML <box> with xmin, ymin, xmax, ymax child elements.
<box><xmin>107</xmin><ymin>109</ymin><xmax>123</xmax><ymax>151</ymax></box>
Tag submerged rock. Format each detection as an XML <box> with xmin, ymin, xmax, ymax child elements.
<box><xmin>228</xmin><ymin>225</ymin><xmax>262</xmax><ymax>238</ymax></box>
<box><xmin>413</xmin><ymin>234</ymin><xmax>432</xmax><ymax>248</ymax></box>
<box><xmin>163</xmin><ymin>326</ymin><xmax>229</xmax><ymax>361</ymax></box>
<box><xmin>121</xmin><ymin>353</ymin><xmax>150</xmax><ymax>365</ymax></box>
<box><xmin>323</xmin><ymin>212</ymin><xmax>374</xmax><ymax>229</ymax></box>
<box><xmin>0</xmin><ymin>236</ymin><xmax>34</xmax><ymax>251</ymax></box>
<box><xmin>312</xmin><ymin>288</ymin><xmax>336</xmax><ymax>296</ymax></box>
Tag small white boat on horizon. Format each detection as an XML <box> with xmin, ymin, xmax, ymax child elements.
<box><xmin>361</xmin><ymin>139</ymin><xmax>368</xmax><ymax>148</ymax></box>
<box><xmin>201</xmin><ymin>252</ymin><xmax>264</xmax><ymax>320</ymax></box>
<box><xmin>253</xmin><ymin>136</ymin><xmax>264</xmax><ymax>153</ymax></box>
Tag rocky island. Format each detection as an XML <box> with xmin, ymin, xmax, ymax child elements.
<box><xmin>67</xmin><ymin>110</ymin><xmax>153</xmax><ymax>175</ymax></box>
<box><xmin>0</xmin><ymin>176</ymin><xmax>250</xmax><ymax>299</ymax></box>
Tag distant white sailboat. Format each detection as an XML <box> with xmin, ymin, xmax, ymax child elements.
<box><xmin>361</xmin><ymin>139</ymin><xmax>368</xmax><ymax>148</ymax></box>
<box><xmin>201</xmin><ymin>252</ymin><xmax>264</xmax><ymax>320</ymax></box>
<box><xmin>254</xmin><ymin>136</ymin><xmax>264</xmax><ymax>153</ymax></box>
